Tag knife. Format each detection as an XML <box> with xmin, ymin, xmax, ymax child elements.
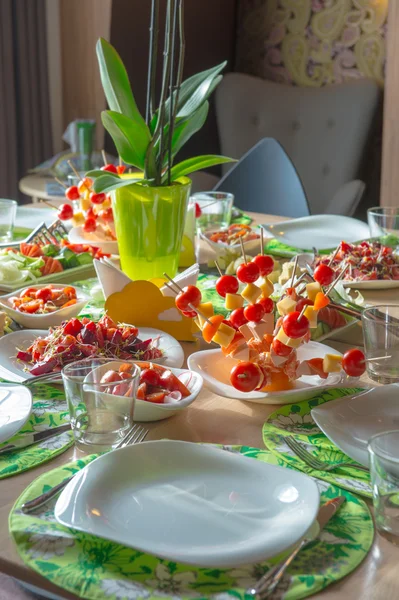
<box><xmin>0</xmin><ymin>423</ymin><xmax>71</xmax><ymax>454</ymax></box>
<box><xmin>247</xmin><ymin>496</ymin><xmax>346</xmax><ymax>599</ymax></box>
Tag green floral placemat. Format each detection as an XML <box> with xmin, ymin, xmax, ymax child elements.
<box><xmin>10</xmin><ymin>445</ymin><xmax>373</xmax><ymax>600</ymax></box>
<box><xmin>231</xmin><ymin>209</ymin><xmax>252</xmax><ymax>226</ymax></box>
<box><xmin>0</xmin><ymin>383</ymin><xmax>72</xmax><ymax>479</ymax></box>
<box><xmin>263</xmin><ymin>389</ymin><xmax>373</xmax><ymax>498</ymax></box>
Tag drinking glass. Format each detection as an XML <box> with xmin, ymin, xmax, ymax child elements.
<box><xmin>192</xmin><ymin>191</ymin><xmax>234</xmax><ymax>233</ymax></box>
<box><xmin>368</xmin><ymin>207</ymin><xmax>399</xmax><ymax>247</ymax></box>
<box><xmin>62</xmin><ymin>358</ymin><xmax>140</xmax><ymax>452</ymax></box>
<box><xmin>0</xmin><ymin>199</ymin><xmax>17</xmax><ymax>242</ymax></box>
<box><xmin>368</xmin><ymin>431</ymin><xmax>399</xmax><ymax>544</ymax></box>
<box><xmin>362</xmin><ymin>305</ymin><xmax>399</xmax><ymax>383</ymax></box>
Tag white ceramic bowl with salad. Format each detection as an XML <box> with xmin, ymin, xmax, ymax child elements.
<box><xmin>0</xmin><ymin>284</ymin><xmax>89</xmax><ymax>329</ymax></box>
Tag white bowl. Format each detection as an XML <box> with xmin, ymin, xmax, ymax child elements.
<box><xmin>0</xmin><ymin>284</ymin><xmax>90</xmax><ymax>329</ymax></box>
<box><xmin>68</xmin><ymin>226</ymin><xmax>119</xmax><ymax>255</ymax></box>
<box><xmin>200</xmin><ymin>228</ymin><xmax>262</xmax><ymax>256</ymax></box>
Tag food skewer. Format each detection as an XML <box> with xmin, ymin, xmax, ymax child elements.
<box><xmin>260</xmin><ymin>227</ymin><xmax>264</xmax><ymax>256</ymax></box>
<box><xmin>328</xmin><ymin>245</ymin><xmax>340</xmax><ymax>267</ymax></box>
<box><xmin>67</xmin><ymin>160</ymin><xmax>82</xmax><ymax>181</ymax></box>
<box><xmin>325</xmin><ymin>264</ymin><xmax>350</xmax><ymax>295</ymax></box>
<box><xmin>214</xmin><ymin>260</ymin><xmax>223</xmax><ymax>277</ymax></box>
<box><xmin>290</xmin><ymin>255</ymin><xmax>299</xmax><ymax>288</ymax></box>
<box><xmin>54</xmin><ymin>177</ymin><xmax>67</xmax><ymax>189</ymax></box>
<box><xmin>163</xmin><ymin>273</ymin><xmax>212</xmax><ymax>325</ymax></box>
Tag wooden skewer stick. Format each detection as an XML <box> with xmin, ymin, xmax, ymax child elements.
<box><xmin>240</xmin><ymin>237</ymin><xmax>246</xmax><ymax>264</ymax></box>
<box><xmin>214</xmin><ymin>260</ymin><xmax>223</xmax><ymax>277</ymax></box>
<box><xmin>325</xmin><ymin>264</ymin><xmax>350</xmax><ymax>295</ymax></box>
<box><xmin>298</xmin><ymin>305</ymin><xmax>308</xmax><ymax>321</ymax></box>
<box><xmin>290</xmin><ymin>255</ymin><xmax>299</xmax><ymax>289</ymax></box>
<box><xmin>328</xmin><ymin>245</ymin><xmax>340</xmax><ymax>267</ymax></box>
<box><xmin>67</xmin><ymin>160</ymin><xmax>82</xmax><ymax>182</ymax></box>
<box><xmin>101</xmin><ymin>149</ymin><xmax>107</xmax><ymax>166</ymax></box>
<box><xmin>54</xmin><ymin>177</ymin><xmax>67</xmax><ymax>189</ymax></box>
<box><xmin>366</xmin><ymin>355</ymin><xmax>392</xmax><ymax>362</ymax></box>
<box><xmin>39</xmin><ymin>199</ymin><xmax>57</xmax><ymax>210</ymax></box>
<box><xmin>260</xmin><ymin>227</ymin><xmax>264</xmax><ymax>256</ymax></box>
<box><xmin>163</xmin><ymin>272</ymin><xmax>212</xmax><ymax>325</ymax></box>
<box><xmin>119</xmin><ymin>155</ymin><xmax>122</xmax><ymax>167</ymax></box>
<box><xmin>163</xmin><ymin>272</ymin><xmax>184</xmax><ymax>293</ymax></box>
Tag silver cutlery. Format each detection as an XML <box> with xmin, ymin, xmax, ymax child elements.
<box><xmin>247</xmin><ymin>496</ymin><xmax>346</xmax><ymax>599</ymax></box>
<box><xmin>21</xmin><ymin>423</ymin><xmax>149</xmax><ymax>513</ymax></box>
<box><xmin>0</xmin><ymin>423</ymin><xmax>71</xmax><ymax>455</ymax></box>
<box><xmin>284</xmin><ymin>437</ymin><xmax>369</xmax><ymax>473</ymax></box>
<box><xmin>0</xmin><ymin>219</ymin><xmax>68</xmax><ymax>249</ymax></box>
<box><xmin>0</xmin><ymin>372</ymin><xmax>62</xmax><ymax>387</ymax></box>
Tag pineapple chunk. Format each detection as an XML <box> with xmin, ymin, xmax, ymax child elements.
<box><xmin>225</xmin><ymin>293</ymin><xmax>244</xmax><ymax>311</ymax></box>
<box><xmin>197</xmin><ymin>302</ymin><xmax>214</xmax><ymax>328</ymax></box>
<box><xmin>71</xmin><ymin>211</ymin><xmax>85</xmax><ymax>227</ymax></box>
<box><xmin>306</xmin><ymin>282</ymin><xmax>322</xmax><ymax>302</ymax></box>
<box><xmin>304</xmin><ymin>305</ymin><xmax>318</xmax><ymax>329</ymax></box>
<box><xmin>212</xmin><ymin>322</ymin><xmax>236</xmax><ymax>347</ymax></box>
<box><xmin>275</xmin><ymin>328</ymin><xmax>304</xmax><ymax>348</ymax></box>
<box><xmin>241</xmin><ymin>283</ymin><xmax>262</xmax><ymax>304</ymax></box>
<box><xmin>260</xmin><ymin>277</ymin><xmax>274</xmax><ymax>299</ymax></box>
<box><xmin>276</xmin><ymin>296</ymin><xmax>297</xmax><ymax>316</ymax></box>
<box><xmin>323</xmin><ymin>354</ymin><xmax>343</xmax><ymax>373</ymax></box>
<box><xmin>80</xmin><ymin>196</ymin><xmax>91</xmax><ymax>212</ymax></box>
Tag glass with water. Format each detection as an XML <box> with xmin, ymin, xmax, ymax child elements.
<box><xmin>0</xmin><ymin>199</ymin><xmax>17</xmax><ymax>242</ymax></box>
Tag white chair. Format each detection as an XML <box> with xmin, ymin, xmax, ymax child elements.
<box><xmin>214</xmin><ymin>73</ymin><xmax>381</xmax><ymax>215</ymax></box>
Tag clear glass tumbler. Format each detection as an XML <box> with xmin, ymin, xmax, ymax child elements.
<box><xmin>362</xmin><ymin>305</ymin><xmax>399</xmax><ymax>383</ymax></box>
<box><xmin>0</xmin><ymin>199</ymin><xmax>17</xmax><ymax>242</ymax></box>
<box><xmin>368</xmin><ymin>431</ymin><xmax>399</xmax><ymax>545</ymax></box>
<box><xmin>62</xmin><ymin>358</ymin><xmax>140</xmax><ymax>452</ymax></box>
<box><xmin>368</xmin><ymin>207</ymin><xmax>399</xmax><ymax>248</ymax></box>
<box><xmin>192</xmin><ymin>191</ymin><xmax>234</xmax><ymax>233</ymax></box>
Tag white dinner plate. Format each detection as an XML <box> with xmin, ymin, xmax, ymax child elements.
<box><xmin>311</xmin><ymin>385</ymin><xmax>399</xmax><ymax>467</ymax></box>
<box><xmin>68</xmin><ymin>226</ymin><xmax>119</xmax><ymax>255</ymax></box>
<box><xmin>187</xmin><ymin>341</ymin><xmax>342</xmax><ymax>405</ymax></box>
<box><xmin>263</xmin><ymin>215</ymin><xmax>370</xmax><ymax>250</ymax></box>
<box><xmin>0</xmin><ymin>385</ymin><xmax>32</xmax><ymax>444</ymax></box>
<box><xmin>343</xmin><ymin>279</ymin><xmax>399</xmax><ymax>290</ymax></box>
<box><xmin>55</xmin><ymin>440</ymin><xmax>319</xmax><ymax>567</ymax></box>
<box><xmin>0</xmin><ymin>327</ymin><xmax>184</xmax><ymax>382</ymax></box>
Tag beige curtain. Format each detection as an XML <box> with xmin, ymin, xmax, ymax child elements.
<box><xmin>0</xmin><ymin>0</ymin><xmax>53</xmax><ymax>202</ymax></box>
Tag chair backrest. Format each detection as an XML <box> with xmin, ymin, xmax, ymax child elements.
<box><xmin>215</xmin><ymin>73</ymin><xmax>381</xmax><ymax>214</ymax></box>
<box><xmin>213</xmin><ymin>138</ymin><xmax>310</xmax><ymax>218</ymax></box>
<box><xmin>325</xmin><ymin>180</ymin><xmax>365</xmax><ymax>217</ymax></box>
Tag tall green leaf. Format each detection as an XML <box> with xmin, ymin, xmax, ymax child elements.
<box><xmin>168</xmin><ymin>155</ymin><xmax>236</xmax><ymax>182</ymax></box>
<box><xmin>160</xmin><ymin>101</ymin><xmax>209</xmax><ymax>166</ymax></box>
<box><xmin>96</xmin><ymin>38</ymin><xmax>149</xmax><ymax>137</ymax></box>
<box><xmin>101</xmin><ymin>111</ymin><xmax>150</xmax><ymax>169</ymax></box>
<box><xmin>150</xmin><ymin>61</ymin><xmax>226</xmax><ymax>133</ymax></box>
<box><xmin>93</xmin><ymin>174</ymin><xmax>149</xmax><ymax>194</ymax></box>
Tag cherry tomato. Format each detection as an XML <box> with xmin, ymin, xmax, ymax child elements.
<box><xmin>98</xmin><ymin>207</ymin><xmax>114</xmax><ymax>222</ymax></box>
<box><xmin>35</xmin><ymin>287</ymin><xmax>52</xmax><ymax>302</ymax></box>
<box><xmin>282</xmin><ymin>311</ymin><xmax>309</xmax><ymax>339</ymax></box>
<box><xmin>86</xmin><ymin>206</ymin><xmax>97</xmax><ymax>220</ymax></box>
<box><xmin>83</xmin><ymin>217</ymin><xmax>97</xmax><ymax>233</ymax></box>
<box><xmin>90</xmin><ymin>192</ymin><xmax>106</xmax><ymax>205</ymax></box>
<box><xmin>215</xmin><ymin>275</ymin><xmax>239</xmax><ymax>298</ymax></box>
<box><xmin>314</xmin><ymin>264</ymin><xmax>335</xmax><ymax>286</ymax></box>
<box><xmin>140</xmin><ymin>368</ymin><xmax>161</xmax><ymax>387</ymax></box>
<box><xmin>342</xmin><ymin>348</ymin><xmax>366</xmax><ymax>377</ymax></box>
<box><xmin>57</xmin><ymin>203</ymin><xmax>73</xmax><ymax>221</ymax></box>
<box><xmin>116</xmin><ymin>165</ymin><xmax>126</xmax><ymax>174</ymax></box>
<box><xmin>244</xmin><ymin>303</ymin><xmax>265</xmax><ymax>323</ymax></box>
<box><xmin>182</xmin><ymin>308</ymin><xmax>197</xmax><ymax>318</ymax></box>
<box><xmin>101</xmin><ymin>164</ymin><xmax>118</xmax><ymax>173</ymax></box>
<box><xmin>100</xmin><ymin>370</ymin><xmax>121</xmax><ymax>384</ymax></box>
<box><xmin>271</xmin><ymin>338</ymin><xmax>293</xmax><ymax>357</ymax></box>
<box><xmin>65</xmin><ymin>185</ymin><xmax>80</xmax><ymax>201</ymax></box>
<box><xmin>195</xmin><ymin>203</ymin><xmax>202</xmax><ymax>218</ymax></box>
<box><xmin>236</xmin><ymin>262</ymin><xmax>260</xmax><ymax>284</ymax></box>
<box><xmin>252</xmin><ymin>254</ymin><xmax>274</xmax><ymax>277</ymax></box>
<box><xmin>230</xmin><ymin>361</ymin><xmax>263</xmax><ymax>392</ymax></box>
<box><xmin>175</xmin><ymin>285</ymin><xmax>202</xmax><ymax>311</ymax></box>
<box><xmin>258</xmin><ymin>297</ymin><xmax>274</xmax><ymax>313</ymax></box>
<box><xmin>296</xmin><ymin>298</ymin><xmax>313</xmax><ymax>312</ymax></box>
<box><xmin>230</xmin><ymin>308</ymin><xmax>248</xmax><ymax>329</ymax></box>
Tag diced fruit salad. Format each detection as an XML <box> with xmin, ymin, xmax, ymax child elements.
<box><xmin>16</xmin><ymin>314</ymin><xmax>163</xmax><ymax>376</ymax></box>
<box><xmin>101</xmin><ymin>362</ymin><xmax>191</xmax><ymax>404</ymax></box>
<box><xmin>9</xmin><ymin>285</ymin><xmax>78</xmax><ymax>314</ymax></box>
<box><xmin>0</xmin><ymin>241</ymin><xmax>108</xmax><ymax>286</ymax></box>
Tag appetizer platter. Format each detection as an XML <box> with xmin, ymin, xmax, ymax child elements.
<box><xmin>200</xmin><ymin>223</ymin><xmax>261</xmax><ymax>255</ymax></box>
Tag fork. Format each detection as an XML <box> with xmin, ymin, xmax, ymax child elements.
<box><xmin>0</xmin><ymin>219</ymin><xmax>68</xmax><ymax>249</ymax></box>
<box><xmin>284</xmin><ymin>437</ymin><xmax>369</xmax><ymax>473</ymax></box>
<box><xmin>20</xmin><ymin>424</ymin><xmax>149</xmax><ymax>513</ymax></box>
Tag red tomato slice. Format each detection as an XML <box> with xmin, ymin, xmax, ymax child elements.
<box><xmin>145</xmin><ymin>392</ymin><xmax>165</xmax><ymax>403</ymax></box>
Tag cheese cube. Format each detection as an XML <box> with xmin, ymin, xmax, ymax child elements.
<box><xmin>276</xmin><ymin>296</ymin><xmax>297</xmax><ymax>316</ymax></box>
<box><xmin>241</xmin><ymin>283</ymin><xmax>262</xmax><ymax>304</ymax></box>
<box><xmin>304</xmin><ymin>305</ymin><xmax>318</xmax><ymax>329</ymax></box>
<box><xmin>212</xmin><ymin>322</ymin><xmax>236</xmax><ymax>347</ymax></box>
<box><xmin>225</xmin><ymin>293</ymin><xmax>244</xmax><ymax>311</ymax></box>
<box><xmin>197</xmin><ymin>302</ymin><xmax>214</xmax><ymax>327</ymax></box>
<box><xmin>278</xmin><ymin>261</ymin><xmax>302</xmax><ymax>286</ymax></box>
<box><xmin>248</xmin><ymin>313</ymin><xmax>274</xmax><ymax>339</ymax></box>
<box><xmin>322</xmin><ymin>354</ymin><xmax>343</xmax><ymax>373</ymax></box>
<box><xmin>260</xmin><ymin>277</ymin><xmax>274</xmax><ymax>299</ymax></box>
<box><xmin>306</xmin><ymin>282</ymin><xmax>322</xmax><ymax>302</ymax></box>
<box><xmin>268</xmin><ymin>269</ymin><xmax>281</xmax><ymax>284</ymax></box>
<box><xmin>275</xmin><ymin>328</ymin><xmax>304</xmax><ymax>348</ymax></box>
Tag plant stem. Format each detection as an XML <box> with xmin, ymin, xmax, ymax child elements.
<box><xmin>166</xmin><ymin>0</ymin><xmax>179</xmax><ymax>185</ymax></box>
<box><xmin>146</xmin><ymin>0</ymin><xmax>159</xmax><ymax>125</ymax></box>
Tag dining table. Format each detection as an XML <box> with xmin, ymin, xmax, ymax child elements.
<box><xmin>0</xmin><ymin>209</ymin><xmax>398</xmax><ymax>600</ymax></box>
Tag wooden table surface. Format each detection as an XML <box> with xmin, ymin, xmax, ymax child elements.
<box><xmin>1</xmin><ymin>211</ymin><xmax>398</xmax><ymax>600</ymax></box>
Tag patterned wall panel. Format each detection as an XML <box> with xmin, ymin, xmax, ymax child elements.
<box><xmin>236</xmin><ymin>0</ymin><xmax>388</xmax><ymax>87</ymax></box>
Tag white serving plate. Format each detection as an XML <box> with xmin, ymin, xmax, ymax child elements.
<box><xmin>0</xmin><ymin>327</ymin><xmax>184</xmax><ymax>383</ymax></box>
<box><xmin>343</xmin><ymin>279</ymin><xmax>399</xmax><ymax>290</ymax></box>
<box><xmin>0</xmin><ymin>385</ymin><xmax>32</xmax><ymax>444</ymax></box>
<box><xmin>0</xmin><ymin>284</ymin><xmax>89</xmax><ymax>329</ymax></box>
<box><xmin>263</xmin><ymin>215</ymin><xmax>370</xmax><ymax>251</ymax></box>
<box><xmin>68</xmin><ymin>226</ymin><xmax>119</xmax><ymax>255</ymax></box>
<box><xmin>0</xmin><ymin>263</ymin><xmax>95</xmax><ymax>293</ymax></box>
<box><xmin>55</xmin><ymin>440</ymin><xmax>319</xmax><ymax>567</ymax></box>
<box><xmin>187</xmin><ymin>341</ymin><xmax>343</xmax><ymax>405</ymax></box>
<box><xmin>311</xmin><ymin>385</ymin><xmax>399</xmax><ymax>467</ymax></box>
